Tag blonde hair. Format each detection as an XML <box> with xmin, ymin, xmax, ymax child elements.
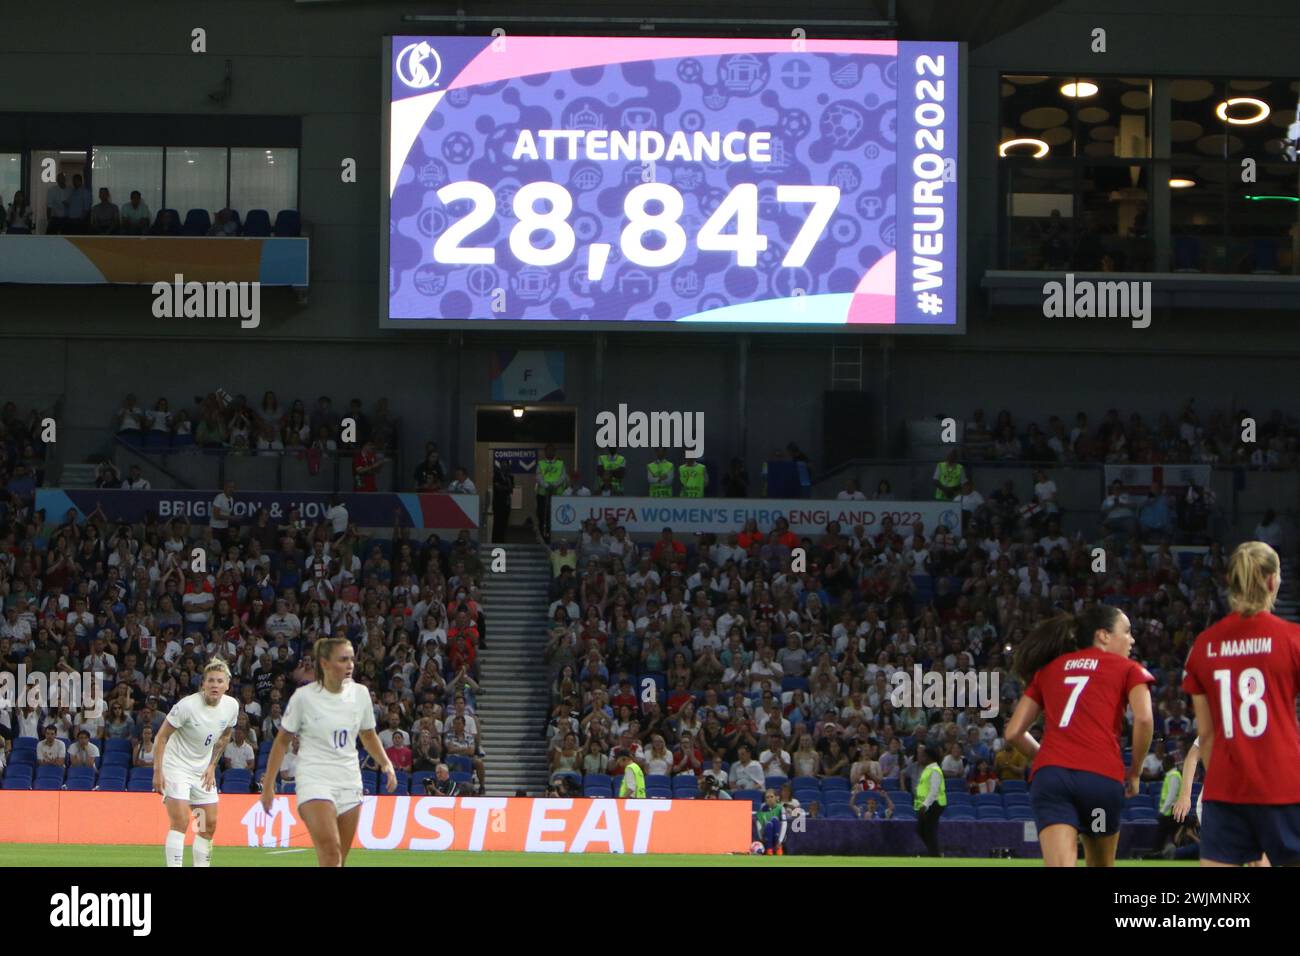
<box><xmin>1227</xmin><ymin>541</ymin><xmax>1279</xmax><ymax>617</ymax></box>
<box><xmin>203</xmin><ymin>659</ymin><xmax>232</xmax><ymax>680</ymax></box>
<box><xmin>313</xmin><ymin>636</ymin><xmax>352</xmax><ymax>684</ymax></box>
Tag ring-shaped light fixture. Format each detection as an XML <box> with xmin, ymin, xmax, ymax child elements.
<box><xmin>1215</xmin><ymin>97</ymin><xmax>1270</xmax><ymax>125</ymax></box>
<box><xmin>998</xmin><ymin>138</ymin><xmax>1049</xmax><ymax>158</ymax></box>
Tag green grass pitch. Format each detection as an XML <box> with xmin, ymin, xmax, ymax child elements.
<box><xmin>0</xmin><ymin>844</ymin><xmax>1194</xmax><ymax>867</ymax></box>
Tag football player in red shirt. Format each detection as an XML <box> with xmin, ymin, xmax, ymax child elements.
<box><xmin>1004</xmin><ymin>605</ymin><xmax>1155</xmax><ymax>867</ymax></box>
<box><xmin>1182</xmin><ymin>541</ymin><xmax>1300</xmax><ymax>867</ymax></box>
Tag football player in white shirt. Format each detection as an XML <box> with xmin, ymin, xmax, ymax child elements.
<box><xmin>152</xmin><ymin>659</ymin><xmax>239</xmax><ymax>867</ymax></box>
<box><xmin>261</xmin><ymin>637</ymin><xmax>396</xmax><ymax>867</ymax></box>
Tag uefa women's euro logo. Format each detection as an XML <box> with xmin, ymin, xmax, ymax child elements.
<box><xmin>397</xmin><ymin>41</ymin><xmax>443</xmax><ymax>89</ymax></box>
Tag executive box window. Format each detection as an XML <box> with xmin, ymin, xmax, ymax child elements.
<box><xmin>1</xmin><ymin>154</ymin><xmax>20</xmax><ymax>205</ymax></box>
<box><xmin>999</xmin><ymin>74</ymin><xmax>1300</xmax><ymax>274</ymax></box>
<box><xmin>90</xmin><ymin>146</ymin><xmax>163</xmax><ymax>217</ymax></box>
<box><xmin>999</xmin><ymin>75</ymin><xmax>1153</xmax><ymax>271</ymax></box>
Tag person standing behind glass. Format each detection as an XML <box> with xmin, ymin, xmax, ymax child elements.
<box><xmin>5</xmin><ymin>191</ymin><xmax>34</xmax><ymax>234</ymax></box>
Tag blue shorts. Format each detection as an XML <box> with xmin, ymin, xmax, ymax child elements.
<box><xmin>1030</xmin><ymin>766</ymin><xmax>1124</xmax><ymax>836</ymax></box>
<box><xmin>1200</xmin><ymin>801</ymin><xmax>1300</xmax><ymax>866</ymax></box>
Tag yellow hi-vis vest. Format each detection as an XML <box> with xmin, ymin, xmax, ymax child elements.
<box><xmin>679</xmin><ymin>462</ymin><xmax>707</xmax><ymax>498</ymax></box>
<box><xmin>935</xmin><ymin>461</ymin><xmax>964</xmax><ymax>500</ymax></box>
<box><xmin>619</xmin><ymin>760</ymin><xmax>645</xmax><ymax>798</ymax></box>
<box><xmin>1159</xmin><ymin>769</ymin><xmax>1182</xmax><ymax>817</ymax></box>
<box><xmin>538</xmin><ymin>457</ymin><xmax>566</xmax><ymax>494</ymax></box>
<box><xmin>648</xmin><ymin>459</ymin><xmax>674</xmax><ymax>497</ymax></box>
<box><xmin>914</xmin><ymin>763</ymin><xmax>947</xmax><ymax>810</ymax></box>
<box><xmin>598</xmin><ymin>453</ymin><xmax>626</xmax><ymax>492</ymax></box>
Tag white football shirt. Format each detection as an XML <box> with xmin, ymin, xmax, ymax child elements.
<box><xmin>162</xmin><ymin>693</ymin><xmax>240</xmax><ymax>777</ymax></box>
<box><xmin>281</xmin><ymin>681</ymin><xmax>375</xmax><ymax>789</ymax></box>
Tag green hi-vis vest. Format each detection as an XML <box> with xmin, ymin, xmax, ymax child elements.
<box><xmin>598</xmin><ymin>453</ymin><xmax>626</xmax><ymax>492</ymax></box>
<box><xmin>648</xmin><ymin>459</ymin><xmax>674</xmax><ymax>497</ymax></box>
<box><xmin>679</xmin><ymin>462</ymin><xmax>707</xmax><ymax>498</ymax></box>
<box><xmin>935</xmin><ymin>461</ymin><xmax>964</xmax><ymax>499</ymax></box>
<box><xmin>1159</xmin><ymin>769</ymin><xmax>1182</xmax><ymax>817</ymax></box>
<box><xmin>619</xmin><ymin>760</ymin><xmax>645</xmax><ymax>798</ymax></box>
<box><xmin>914</xmin><ymin>763</ymin><xmax>947</xmax><ymax>810</ymax></box>
<box><xmin>538</xmin><ymin>457</ymin><xmax>566</xmax><ymax>494</ymax></box>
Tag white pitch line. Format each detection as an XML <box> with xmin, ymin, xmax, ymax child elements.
<box><xmin>267</xmin><ymin>848</ymin><xmax>309</xmax><ymax>855</ymax></box>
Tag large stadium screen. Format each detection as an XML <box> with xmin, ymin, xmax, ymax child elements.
<box><xmin>382</xmin><ymin>36</ymin><xmax>963</xmax><ymax>332</ymax></box>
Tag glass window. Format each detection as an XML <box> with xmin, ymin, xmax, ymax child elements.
<box><xmin>1170</xmin><ymin>161</ymin><xmax>1227</xmax><ymax>272</ymax></box>
<box><xmin>91</xmin><ymin>146</ymin><xmax>163</xmax><ymax>223</ymax></box>
<box><xmin>165</xmin><ymin>147</ymin><xmax>228</xmax><ymax>219</ymax></box>
<box><xmin>1002</xmin><ymin>163</ymin><xmax>1074</xmax><ymax>269</ymax></box>
<box><xmin>230</xmin><ymin>147</ymin><xmax>298</xmax><ymax>217</ymax></box>
<box><xmin>0</xmin><ymin>154</ymin><xmax>20</xmax><ymax>206</ymax></box>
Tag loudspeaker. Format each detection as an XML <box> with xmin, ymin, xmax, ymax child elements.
<box><xmin>823</xmin><ymin>391</ymin><xmax>875</xmax><ymax>470</ymax></box>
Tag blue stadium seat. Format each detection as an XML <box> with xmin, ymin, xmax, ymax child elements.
<box><xmin>821</xmin><ymin>791</ymin><xmax>850</xmax><ymax>807</ymax></box>
<box><xmin>278</xmin><ymin>781</ymin><xmax>296</xmax><ymax>795</ymax></box>
<box><xmin>781</xmin><ymin>676</ymin><xmax>809</xmax><ymax>693</ymax></box>
<box><xmin>584</xmin><ymin>773</ymin><xmax>612</xmax><ymax>791</ymax></box>
<box><xmin>1006</xmin><ymin>806</ymin><xmax>1035</xmax><ymax>821</ymax></box>
<box><xmin>1123</xmin><ymin>808</ymin><xmax>1158</xmax><ymax>822</ymax></box>
<box><xmin>409</xmin><ymin>771</ymin><xmax>436</xmax><ymax>792</ymax></box>
<box><xmin>820</xmin><ymin>777</ymin><xmax>849</xmax><ymax>792</ymax></box>
<box><xmin>182</xmin><ymin>208</ymin><xmax>212</xmax><ymax>236</ymax></box>
<box><xmin>672</xmin><ymin>776</ymin><xmax>700</xmax><ymax>794</ymax></box>
<box><xmin>96</xmin><ymin>773</ymin><xmax>127</xmax><ymax>792</ymax></box>
<box><xmin>244</xmin><ymin>209</ymin><xmax>272</xmax><ymax>236</ymax></box>
<box><xmin>360</xmin><ymin>771</ymin><xmax>377</xmax><ymax>795</ymax></box>
<box><xmin>881</xmin><ymin>778</ymin><xmax>902</xmax><ymax>791</ymax></box>
<box><xmin>944</xmin><ymin>805</ymin><xmax>975</xmax><ymax>819</ymax></box>
<box><xmin>764</xmin><ymin>776</ymin><xmax>788</xmax><ymax>791</ymax></box>
<box><xmin>890</xmin><ymin>804</ymin><xmax>916</xmax><ymax>818</ymax></box>
<box><xmin>945</xmin><ymin>791</ymin><xmax>972</xmax><ymax>805</ymax></box>
<box><xmin>103</xmin><ymin>751</ymin><xmax>130</xmax><ymax>769</ymax></box>
<box><xmin>583</xmin><ymin>785</ymin><xmax>612</xmax><ymax>798</ymax></box>
<box><xmin>103</xmin><ymin>738</ymin><xmax>132</xmax><ymax>755</ymax></box>
<box><xmin>976</xmin><ymin>806</ymin><xmax>1007</xmax><ymax>820</ymax></box>
<box><xmin>792</xmin><ymin>776</ymin><xmax>819</xmax><ymax>792</ymax></box>
<box><xmin>13</xmin><ymin>737</ymin><xmax>38</xmax><ymax>753</ymax></box>
<box><xmin>273</xmin><ymin>209</ymin><xmax>301</xmax><ymax>237</ymax></box>
<box><xmin>128</xmin><ymin>767</ymin><xmax>153</xmax><ymax>784</ymax></box>
<box><xmin>258</xmin><ymin>740</ymin><xmax>273</xmax><ymax>756</ymax></box>
<box><xmin>827</xmin><ymin>804</ymin><xmax>858</xmax><ymax>819</ymax></box>
<box><xmin>733</xmin><ymin>789</ymin><xmax>764</xmax><ymax>810</ymax></box>
<box><xmin>3</xmin><ymin>776</ymin><xmax>32</xmax><ymax>790</ymax></box>
<box><xmin>1000</xmin><ymin>780</ymin><xmax>1027</xmax><ymax>794</ymax></box>
<box><xmin>445</xmin><ymin>755</ymin><xmax>472</xmax><ymax>775</ymax></box>
<box><xmin>450</xmin><ymin>771</ymin><xmax>472</xmax><ymax>785</ymax></box>
<box><xmin>972</xmin><ymin>793</ymin><xmax>1003</xmax><ymax>807</ymax></box>
<box><xmin>8</xmin><ymin>749</ymin><xmax>35</xmax><ymax>767</ymax></box>
<box><xmin>127</xmin><ymin>778</ymin><xmax>154</xmax><ymax>792</ymax></box>
<box><xmin>65</xmin><ymin>773</ymin><xmax>96</xmax><ymax>792</ymax></box>
<box><xmin>222</xmin><ymin>770</ymin><xmax>252</xmax><ymax>793</ymax></box>
<box><xmin>794</xmin><ymin>789</ymin><xmax>820</xmax><ymax>806</ymax></box>
<box><xmin>1004</xmin><ymin>793</ymin><xmax>1031</xmax><ymax>807</ymax></box>
<box><xmin>647</xmin><ymin>787</ymin><xmax>673</xmax><ymax>799</ymax></box>
<box><xmin>672</xmin><ymin>788</ymin><xmax>696</xmax><ymax>800</ymax></box>
<box><xmin>1127</xmin><ymin>794</ymin><xmax>1155</xmax><ymax>810</ymax></box>
<box><xmin>646</xmin><ymin>774</ymin><xmax>671</xmax><ymax>790</ymax></box>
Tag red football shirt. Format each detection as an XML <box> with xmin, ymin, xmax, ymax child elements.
<box><xmin>1182</xmin><ymin>611</ymin><xmax>1300</xmax><ymax>804</ymax></box>
<box><xmin>1025</xmin><ymin>648</ymin><xmax>1154</xmax><ymax>782</ymax></box>
<box><xmin>353</xmin><ymin>450</ymin><xmax>377</xmax><ymax>492</ymax></box>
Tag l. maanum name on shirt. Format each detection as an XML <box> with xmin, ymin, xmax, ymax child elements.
<box><xmin>1207</xmin><ymin>638</ymin><xmax>1273</xmax><ymax>657</ymax></box>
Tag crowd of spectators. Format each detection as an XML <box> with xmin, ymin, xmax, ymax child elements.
<box><xmin>958</xmin><ymin>403</ymin><xmax>1300</xmax><ymax>470</ymax></box>
<box><xmin>0</xmin><ymin>402</ymin><xmax>50</xmax><ymax>521</ymax></box>
<box><xmin>541</xmin><ymin>500</ymin><xmax>1236</xmax><ymax>813</ymax></box>
<box><xmin>110</xmin><ymin>391</ymin><xmax>399</xmax><ymax>476</ymax></box>
<box><xmin>0</xmin><ymin>491</ymin><xmax>493</xmax><ymax>794</ymax></box>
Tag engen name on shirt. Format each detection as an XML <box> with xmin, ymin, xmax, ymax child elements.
<box><xmin>1207</xmin><ymin>637</ymin><xmax>1273</xmax><ymax>658</ymax></box>
<box><xmin>1064</xmin><ymin>658</ymin><xmax>1099</xmax><ymax>671</ymax></box>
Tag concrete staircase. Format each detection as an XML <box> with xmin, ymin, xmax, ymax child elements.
<box><xmin>477</xmin><ymin>542</ymin><xmax>553</xmax><ymax>796</ymax></box>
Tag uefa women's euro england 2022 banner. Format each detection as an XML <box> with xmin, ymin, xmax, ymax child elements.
<box><xmin>384</xmin><ymin>36</ymin><xmax>961</xmax><ymax>331</ymax></box>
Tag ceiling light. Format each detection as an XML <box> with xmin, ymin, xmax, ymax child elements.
<box><xmin>1061</xmin><ymin>81</ymin><xmax>1098</xmax><ymax>98</ymax></box>
<box><xmin>1169</xmin><ymin>178</ymin><xmax>1196</xmax><ymax>188</ymax></box>
<box><xmin>998</xmin><ymin>138</ymin><xmax>1049</xmax><ymax>158</ymax></box>
<box><xmin>512</xmin><ymin>406</ymin><xmax>525</xmax><ymax>419</ymax></box>
<box><xmin>1216</xmin><ymin>97</ymin><xmax>1270</xmax><ymax>125</ymax></box>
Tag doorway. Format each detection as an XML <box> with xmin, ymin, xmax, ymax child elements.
<box><xmin>29</xmin><ymin>149</ymin><xmax>88</xmax><ymax>234</ymax></box>
<box><xmin>474</xmin><ymin>405</ymin><xmax>577</xmax><ymax>543</ymax></box>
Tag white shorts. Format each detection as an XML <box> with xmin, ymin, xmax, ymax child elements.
<box><xmin>161</xmin><ymin>770</ymin><xmax>218</xmax><ymax>807</ymax></box>
<box><xmin>296</xmin><ymin>781</ymin><xmax>363</xmax><ymax>816</ymax></box>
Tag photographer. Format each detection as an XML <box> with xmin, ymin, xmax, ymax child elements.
<box><xmin>422</xmin><ymin>762</ymin><xmax>459</xmax><ymax>797</ymax></box>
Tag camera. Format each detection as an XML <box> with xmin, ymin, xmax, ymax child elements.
<box><xmin>422</xmin><ymin>777</ymin><xmax>438</xmax><ymax>795</ymax></box>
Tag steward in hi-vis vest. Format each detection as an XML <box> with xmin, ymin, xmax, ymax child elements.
<box><xmin>678</xmin><ymin>458</ymin><xmax>707</xmax><ymax>498</ymax></box>
<box><xmin>536</xmin><ymin>443</ymin><xmax>567</xmax><ymax>541</ymax></box>
<box><xmin>647</xmin><ymin>450</ymin><xmax>674</xmax><ymax>498</ymax></box>
<box><xmin>597</xmin><ymin>449</ymin><xmax>627</xmax><ymax>495</ymax></box>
